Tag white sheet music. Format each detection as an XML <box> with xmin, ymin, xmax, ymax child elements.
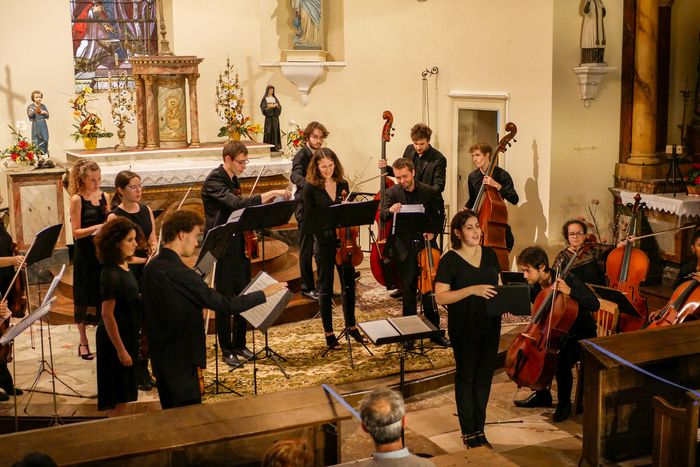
<box><xmin>227</xmin><ymin>207</ymin><xmax>245</xmax><ymax>224</ymax></box>
<box><xmin>240</xmin><ymin>271</ymin><xmax>291</xmax><ymax>332</ymax></box>
<box><xmin>398</xmin><ymin>204</ymin><xmax>425</xmax><ymax>213</ymax></box>
<box><xmin>43</xmin><ymin>264</ymin><xmax>66</xmax><ymax>306</ymax></box>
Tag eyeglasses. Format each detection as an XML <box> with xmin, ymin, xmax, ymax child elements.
<box><xmin>233</xmin><ymin>159</ymin><xmax>249</xmax><ymax>165</ymax></box>
<box><xmin>126</xmin><ymin>185</ymin><xmax>143</xmax><ymax>191</ymax></box>
<box><xmin>568</xmin><ymin>232</ymin><xmax>586</xmax><ymax>237</ymax></box>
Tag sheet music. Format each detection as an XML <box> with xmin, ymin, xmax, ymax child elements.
<box><xmin>0</xmin><ymin>297</ymin><xmax>55</xmax><ymax>345</ymax></box>
<box><xmin>398</xmin><ymin>204</ymin><xmax>425</xmax><ymax>214</ymax></box>
<box><xmin>358</xmin><ymin>320</ymin><xmax>400</xmax><ymax>345</ymax></box>
<box><xmin>388</xmin><ymin>316</ymin><xmax>434</xmax><ymax>335</ymax></box>
<box><xmin>227</xmin><ymin>207</ymin><xmax>245</xmax><ymax>224</ymax></box>
<box><xmin>43</xmin><ymin>264</ymin><xmax>66</xmax><ymax>306</ymax></box>
<box><xmin>240</xmin><ymin>271</ymin><xmax>291</xmax><ymax>332</ymax></box>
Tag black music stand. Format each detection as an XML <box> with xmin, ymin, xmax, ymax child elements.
<box><xmin>225</xmin><ymin>200</ymin><xmax>299</xmax><ymax>369</ymax></box>
<box><xmin>239</xmin><ymin>271</ymin><xmax>293</xmax><ymax>394</ymax></box>
<box><xmin>587</xmin><ymin>284</ymin><xmax>642</xmax><ymax>320</ymax></box>
<box><xmin>359</xmin><ymin>316</ymin><xmax>440</xmax><ymax>397</ymax></box>
<box><xmin>306</xmin><ymin>200</ymin><xmax>379</xmax><ymax>368</ymax></box>
<box><xmin>195</xmin><ymin>225</ymin><xmax>240</xmax><ymax>396</ymax></box>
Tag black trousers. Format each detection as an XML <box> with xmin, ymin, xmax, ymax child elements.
<box><xmin>394</xmin><ymin>242</ymin><xmax>440</xmax><ymax>328</ymax></box>
<box><xmin>154</xmin><ymin>366</ymin><xmax>201</xmax><ymax>409</ymax></box>
<box><xmin>451</xmin><ymin>325</ymin><xmax>500</xmax><ymax>434</ymax></box>
<box><xmin>0</xmin><ymin>361</ymin><xmax>13</xmax><ymax>390</ymax></box>
<box><xmin>532</xmin><ymin>332</ymin><xmax>585</xmax><ymax>405</ymax></box>
<box><xmin>214</xmin><ymin>254</ymin><xmax>251</xmax><ymax>354</ymax></box>
<box><xmin>316</xmin><ymin>242</ymin><xmax>356</xmax><ymax>333</ymax></box>
<box><xmin>296</xmin><ymin>207</ymin><xmax>318</xmax><ymax>292</ymax></box>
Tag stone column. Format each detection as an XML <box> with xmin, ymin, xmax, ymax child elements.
<box><xmin>628</xmin><ymin>0</ymin><xmax>661</xmax><ymax>165</ymax></box>
<box><xmin>144</xmin><ymin>75</ymin><xmax>158</xmax><ymax>149</ymax></box>
<box><xmin>187</xmin><ymin>73</ymin><xmax>201</xmax><ymax>147</ymax></box>
<box><xmin>133</xmin><ymin>74</ymin><xmax>146</xmax><ymax>149</ymax></box>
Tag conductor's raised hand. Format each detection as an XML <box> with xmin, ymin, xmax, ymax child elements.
<box><xmin>470</xmin><ymin>284</ymin><xmax>497</xmax><ymax>299</ymax></box>
<box><xmin>263</xmin><ymin>282</ymin><xmax>287</xmax><ymax>297</ymax></box>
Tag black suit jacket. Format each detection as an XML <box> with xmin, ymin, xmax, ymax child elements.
<box><xmin>290</xmin><ymin>145</ymin><xmax>314</xmax><ymax>201</ymax></box>
<box><xmin>386</xmin><ymin>144</ymin><xmax>447</xmax><ymax>193</ymax></box>
<box><xmin>143</xmin><ymin>248</ymin><xmax>266</xmax><ymax>379</ymax></box>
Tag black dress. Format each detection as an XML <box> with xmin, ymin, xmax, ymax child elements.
<box><xmin>73</xmin><ymin>193</ymin><xmax>107</xmax><ymax>325</ymax></box>
<box><xmin>112</xmin><ymin>204</ymin><xmax>153</xmax><ymax>282</ymax></box>
<box><xmin>96</xmin><ymin>265</ymin><xmax>140</xmax><ymax>410</ymax></box>
<box><xmin>0</xmin><ymin>225</ymin><xmax>16</xmax><ymax>391</ymax></box>
<box><xmin>435</xmin><ymin>247</ymin><xmax>501</xmax><ymax>436</ymax></box>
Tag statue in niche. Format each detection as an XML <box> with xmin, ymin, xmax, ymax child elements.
<box><xmin>291</xmin><ymin>0</ymin><xmax>322</xmax><ymax>50</ymax></box>
<box><xmin>580</xmin><ymin>0</ymin><xmax>606</xmax><ymax>64</ymax></box>
<box><xmin>27</xmin><ymin>90</ymin><xmax>49</xmax><ymax>155</ymax></box>
<box><xmin>260</xmin><ymin>85</ymin><xmax>282</xmax><ymax>151</ymax></box>
<box><xmin>166</xmin><ymin>97</ymin><xmax>181</xmax><ymax>131</ymax></box>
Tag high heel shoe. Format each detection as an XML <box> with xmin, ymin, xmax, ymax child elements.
<box><xmin>78</xmin><ymin>343</ymin><xmax>94</xmax><ymax>360</ymax></box>
<box><xmin>325</xmin><ymin>334</ymin><xmax>341</xmax><ymax>350</ymax></box>
<box><xmin>348</xmin><ymin>328</ymin><xmax>368</xmax><ymax>344</ymax></box>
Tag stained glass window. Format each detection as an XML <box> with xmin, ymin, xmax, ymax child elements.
<box><xmin>71</xmin><ymin>0</ymin><xmax>158</xmax><ymax>91</ymax></box>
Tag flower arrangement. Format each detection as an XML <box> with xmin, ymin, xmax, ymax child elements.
<box><xmin>215</xmin><ymin>59</ymin><xmax>262</xmax><ymax>139</ymax></box>
<box><xmin>70</xmin><ymin>86</ymin><xmax>113</xmax><ymax>141</ymax></box>
<box><xmin>283</xmin><ymin>121</ymin><xmax>306</xmax><ymax>152</ymax></box>
<box><xmin>107</xmin><ymin>72</ymin><xmax>135</xmax><ymax>151</ymax></box>
<box><xmin>1</xmin><ymin>124</ymin><xmax>42</xmax><ymax>167</ymax></box>
<box><xmin>687</xmin><ymin>163</ymin><xmax>700</xmax><ymax>187</ymax></box>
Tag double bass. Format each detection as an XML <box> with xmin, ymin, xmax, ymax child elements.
<box><xmin>370</xmin><ymin>111</ymin><xmax>399</xmax><ymax>289</ymax></box>
<box><xmin>471</xmin><ymin>123</ymin><xmax>517</xmax><ymax>271</ymax></box>
<box><xmin>605</xmin><ymin>193</ymin><xmax>649</xmax><ymax>331</ymax></box>
<box><xmin>505</xmin><ymin>248</ymin><xmax>582</xmax><ymax>390</ymax></box>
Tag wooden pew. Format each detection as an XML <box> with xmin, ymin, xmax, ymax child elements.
<box><xmin>652</xmin><ymin>390</ymin><xmax>700</xmax><ymax>467</ymax></box>
<box><xmin>0</xmin><ymin>386</ymin><xmax>352</xmax><ymax>467</ymax></box>
<box><xmin>580</xmin><ymin>321</ymin><xmax>700</xmax><ymax>466</ymax></box>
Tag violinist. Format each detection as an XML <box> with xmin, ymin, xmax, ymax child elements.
<box><xmin>381</xmin><ymin>158</ymin><xmax>448</xmax><ymax>347</ymax></box>
<box><xmin>201</xmin><ymin>140</ymin><xmax>291</xmax><ymax>368</ymax></box>
<box><xmin>465</xmin><ymin>143</ymin><xmax>518</xmax><ymax>250</ymax></box>
<box><xmin>302</xmin><ymin>148</ymin><xmax>367</xmax><ymax>350</ymax></box>
<box><xmin>291</xmin><ymin>121</ymin><xmax>329</xmax><ymax>301</ymax></box>
<box><xmin>673</xmin><ymin>231</ymin><xmax>700</xmax><ymax>289</ymax></box>
<box><xmin>515</xmin><ymin>246</ymin><xmax>599</xmax><ymax>422</ymax></box>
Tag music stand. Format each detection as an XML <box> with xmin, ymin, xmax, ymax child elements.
<box><xmin>196</xmin><ymin>225</ymin><xmax>240</xmax><ymax>396</ymax></box>
<box><xmin>226</xmin><ymin>200</ymin><xmax>299</xmax><ymax>369</ymax></box>
<box><xmin>239</xmin><ymin>271</ymin><xmax>293</xmax><ymax>394</ymax></box>
<box><xmin>358</xmin><ymin>316</ymin><xmax>440</xmax><ymax>397</ymax></box>
<box><xmin>587</xmin><ymin>284</ymin><xmax>642</xmax><ymax>319</ymax></box>
<box><xmin>306</xmin><ymin>200</ymin><xmax>379</xmax><ymax>368</ymax></box>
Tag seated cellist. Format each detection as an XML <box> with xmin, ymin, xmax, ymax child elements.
<box><xmin>515</xmin><ymin>246</ymin><xmax>599</xmax><ymax>422</ymax></box>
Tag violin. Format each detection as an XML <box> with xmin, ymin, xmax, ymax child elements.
<box><xmin>646</xmin><ymin>278</ymin><xmax>700</xmax><ymax>329</ymax></box>
<box><xmin>0</xmin><ymin>246</ymin><xmax>28</xmax><ymax>364</ymax></box>
<box><xmin>505</xmin><ymin>247</ymin><xmax>582</xmax><ymax>390</ymax></box>
<box><xmin>369</xmin><ymin>111</ymin><xmax>400</xmax><ymax>289</ymax></box>
<box><xmin>417</xmin><ymin>238</ymin><xmax>440</xmax><ymax>295</ymax></box>
<box><xmin>335</xmin><ymin>190</ymin><xmax>363</xmax><ymax>267</ymax></box>
<box><xmin>233</xmin><ymin>187</ymin><xmax>259</xmax><ymax>259</ymax></box>
<box><xmin>471</xmin><ymin>123</ymin><xmax>517</xmax><ymax>271</ymax></box>
<box><xmin>605</xmin><ymin>193</ymin><xmax>649</xmax><ymax>331</ymax></box>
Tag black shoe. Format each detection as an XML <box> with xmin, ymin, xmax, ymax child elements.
<box><xmin>461</xmin><ymin>432</ymin><xmax>480</xmax><ymax>449</ymax></box>
<box><xmin>325</xmin><ymin>334</ymin><xmax>341</xmax><ymax>350</ymax></box>
<box><xmin>138</xmin><ymin>381</ymin><xmax>152</xmax><ymax>392</ymax></box>
<box><xmin>347</xmin><ymin>328</ymin><xmax>368</xmax><ymax>344</ymax></box>
<box><xmin>223</xmin><ymin>353</ymin><xmax>243</xmax><ymax>367</ymax></box>
<box><xmin>302</xmin><ymin>290</ymin><xmax>319</xmax><ymax>301</ymax></box>
<box><xmin>354</xmin><ymin>271</ymin><xmax>361</xmax><ymax>280</ymax></box>
<box><xmin>476</xmin><ymin>431</ymin><xmax>492</xmax><ymax>449</ymax></box>
<box><xmin>431</xmin><ymin>336</ymin><xmax>451</xmax><ymax>347</ymax></box>
<box><xmin>514</xmin><ymin>390</ymin><xmax>552</xmax><ymax>408</ymax></box>
<box><xmin>402</xmin><ymin>340</ymin><xmax>415</xmax><ymax>351</ymax></box>
<box><xmin>389</xmin><ymin>289</ymin><xmax>402</xmax><ymax>299</ymax></box>
<box><xmin>2</xmin><ymin>386</ymin><xmax>22</xmax><ymax>396</ymax></box>
<box><xmin>552</xmin><ymin>401</ymin><xmax>572</xmax><ymax>422</ymax></box>
<box><xmin>0</xmin><ymin>392</ymin><xmax>8</xmax><ymax>402</ymax></box>
<box><xmin>233</xmin><ymin>347</ymin><xmax>254</xmax><ymax>360</ymax></box>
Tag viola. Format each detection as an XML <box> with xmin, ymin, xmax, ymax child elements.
<box><xmin>233</xmin><ymin>187</ymin><xmax>259</xmax><ymax>259</ymax></box>
<box><xmin>335</xmin><ymin>190</ymin><xmax>363</xmax><ymax>267</ymax></box>
<box><xmin>505</xmin><ymin>247</ymin><xmax>582</xmax><ymax>390</ymax></box>
<box><xmin>369</xmin><ymin>111</ymin><xmax>400</xmax><ymax>289</ymax></box>
<box><xmin>646</xmin><ymin>278</ymin><xmax>700</xmax><ymax>329</ymax></box>
<box><xmin>471</xmin><ymin>122</ymin><xmax>517</xmax><ymax>271</ymax></box>
<box><xmin>605</xmin><ymin>193</ymin><xmax>649</xmax><ymax>331</ymax></box>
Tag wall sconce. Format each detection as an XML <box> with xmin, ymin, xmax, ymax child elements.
<box><xmin>572</xmin><ymin>64</ymin><xmax>617</xmax><ymax>107</ymax></box>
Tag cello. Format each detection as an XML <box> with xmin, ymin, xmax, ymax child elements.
<box><xmin>646</xmin><ymin>277</ymin><xmax>700</xmax><ymax>329</ymax></box>
<box><xmin>505</xmin><ymin>248</ymin><xmax>582</xmax><ymax>391</ymax></box>
<box><xmin>471</xmin><ymin>122</ymin><xmax>517</xmax><ymax>271</ymax></box>
<box><xmin>605</xmin><ymin>193</ymin><xmax>649</xmax><ymax>331</ymax></box>
<box><xmin>369</xmin><ymin>111</ymin><xmax>399</xmax><ymax>289</ymax></box>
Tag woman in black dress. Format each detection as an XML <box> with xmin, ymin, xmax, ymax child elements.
<box><xmin>260</xmin><ymin>85</ymin><xmax>282</xmax><ymax>151</ymax></box>
<box><xmin>94</xmin><ymin>217</ymin><xmax>140</xmax><ymax>412</ymax></box>
<box><xmin>69</xmin><ymin>159</ymin><xmax>110</xmax><ymax>360</ymax></box>
<box><xmin>435</xmin><ymin>209</ymin><xmax>500</xmax><ymax>449</ymax></box>
<box><xmin>302</xmin><ymin>148</ymin><xmax>367</xmax><ymax>349</ymax></box>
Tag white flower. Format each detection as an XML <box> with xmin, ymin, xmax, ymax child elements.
<box><xmin>288</xmin><ymin>119</ymin><xmax>297</xmax><ymax>126</ymax></box>
<box><xmin>236</xmin><ymin>114</ymin><xmax>243</xmax><ymax>122</ymax></box>
<box><xmin>15</xmin><ymin>121</ymin><xmax>28</xmax><ymax>132</ymax></box>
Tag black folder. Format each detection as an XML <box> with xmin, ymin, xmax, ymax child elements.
<box><xmin>485</xmin><ymin>284</ymin><xmax>532</xmax><ymax>317</ymax></box>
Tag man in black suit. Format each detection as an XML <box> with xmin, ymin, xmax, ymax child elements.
<box><xmin>201</xmin><ymin>140</ymin><xmax>290</xmax><ymax>368</ymax></box>
<box><xmin>290</xmin><ymin>121</ymin><xmax>328</xmax><ymax>300</ymax></box>
<box><xmin>381</xmin><ymin>158</ymin><xmax>449</xmax><ymax>347</ymax></box>
<box><xmin>143</xmin><ymin>210</ymin><xmax>285</xmax><ymax>409</ymax></box>
<box><xmin>378</xmin><ymin>123</ymin><xmax>447</xmax><ymax>193</ymax></box>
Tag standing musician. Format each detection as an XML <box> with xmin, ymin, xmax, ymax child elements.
<box><xmin>302</xmin><ymin>148</ymin><xmax>367</xmax><ymax>350</ymax></box>
<box><xmin>381</xmin><ymin>157</ymin><xmax>448</xmax><ymax>347</ymax></box>
<box><xmin>378</xmin><ymin>123</ymin><xmax>447</xmax><ymax>193</ymax></box>
<box><xmin>674</xmin><ymin>230</ymin><xmax>700</xmax><ymax>288</ymax></box>
<box><xmin>516</xmin><ymin>246</ymin><xmax>599</xmax><ymax>422</ymax></box>
<box><xmin>291</xmin><ymin>121</ymin><xmax>329</xmax><ymax>301</ymax></box>
<box><xmin>201</xmin><ymin>140</ymin><xmax>291</xmax><ymax>368</ymax></box>
<box><xmin>465</xmin><ymin>143</ymin><xmax>519</xmax><ymax>251</ymax></box>
<box><xmin>142</xmin><ymin>210</ymin><xmax>285</xmax><ymax>409</ymax></box>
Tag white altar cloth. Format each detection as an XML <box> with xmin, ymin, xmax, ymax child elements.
<box><xmin>619</xmin><ymin>189</ymin><xmax>700</xmax><ymax>218</ymax></box>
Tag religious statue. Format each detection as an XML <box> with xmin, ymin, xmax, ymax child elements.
<box><xmin>580</xmin><ymin>0</ymin><xmax>606</xmax><ymax>64</ymax></box>
<box><xmin>166</xmin><ymin>97</ymin><xmax>181</xmax><ymax>131</ymax></box>
<box><xmin>27</xmin><ymin>90</ymin><xmax>49</xmax><ymax>155</ymax></box>
<box><xmin>260</xmin><ymin>85</ymin><xmax>282</xmax><ymax>151</ymax></box>
<box><xmin>291</xmin><ymin>0</ymin><xmax>322</xmax><ymax>50</ymax></box>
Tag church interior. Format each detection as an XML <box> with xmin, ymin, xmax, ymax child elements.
<box><xmin>1</xmin><ymin>0</ymin><xmax>700</xmax><ymax>466</ymax></box>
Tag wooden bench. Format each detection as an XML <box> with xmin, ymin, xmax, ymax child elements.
<box><xmin>652</xmin><ymin>390</ymin><xmax>700</xmax><ymax>467</ymax></box>
<box><xmin>0</xmin><ymin>385</ymin><xmax>352</xmax><ymax>467</ymax></box>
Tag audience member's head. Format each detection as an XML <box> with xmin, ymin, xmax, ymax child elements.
<box><xmin>11</xmin><ymin>452</ymin><xmax>57</xmax><ymax>467</ymax></box>
<box><xmin>359</xmin><ymin>388</ymin><xmax>406</xmax><ymax>448</ymax></box>
<box><xmin>261</xmin><ymin>439</ymin><xmax>312</xmax><ymax>467</ymax></box>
